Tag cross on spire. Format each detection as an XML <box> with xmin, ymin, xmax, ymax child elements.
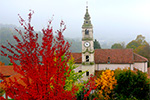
<box><xmin>86</xmin><ymin>1</ymin><xmax>88</xmax><ymax>9</ymax></box>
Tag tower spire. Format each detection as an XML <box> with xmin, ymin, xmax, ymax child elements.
<box><xmin>81</xmin><ymin>1</ymin><xmax>94</xmax><ymax>81</ymax></box>
<box><xmin>82</xmin><ymin>2</ymin><xmax>92</xmax><ymax>28</ymax></box>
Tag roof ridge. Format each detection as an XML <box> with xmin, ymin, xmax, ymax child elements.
<box><xmin>71</xmin><ymin>52</ymin><xmax>81</xmax><ymax>54</ymax></box>
<box><xmin>134</xmin><ymin>53</ymin><xmax>148</xmax><ymax>61</ymax></box>
<box><xmin>74</xmin><ymin>56</ymin><xmax>82</xmax><ymax>62</ymax></box>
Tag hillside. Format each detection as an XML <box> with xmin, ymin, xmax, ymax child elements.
<box><xmin>0</xmin><ymin>24</ymin><xmax>82</xmax><ymax>65</ymax></box>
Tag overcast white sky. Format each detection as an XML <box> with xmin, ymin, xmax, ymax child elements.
<box><xmin>0</xmin><ymin>0</ymin><xmax>150</xmax><ymax>43</ymax></box>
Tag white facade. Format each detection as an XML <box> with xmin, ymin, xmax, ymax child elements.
<box><xmin>74</xmin><ymin>63</ymin><xmax>147</xmax><ymax>77</ymax></box>
<box><xmin>95</xmin><ymin>64</ymin><xmax>134</xmax><ymax>71</ymax></box>
<box><xmin>133</xmin><ymin>62</ymin><xmax>147</xmax><ymax>72</ymax></box>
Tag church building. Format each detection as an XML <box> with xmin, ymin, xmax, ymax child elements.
<box><xmin>71</xmin><ymin>6</ymin><xmax>148</xmax><ymax>80</ymax></box>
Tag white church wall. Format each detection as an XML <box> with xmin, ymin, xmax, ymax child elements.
<box><xmin>74</xmin><ymin>64</ymin><xmax>95</xmax><ymax>80</ymax></box>
<box><xmin>133</xmin><ymin>62</ymin><xmax>147</xmax><ymax>72</ymax></box>
<box><xmin>73</xmin><ymin>64</ymin><xmax>82</xmax><ymax>72</ymax></box>
<box><xmin>89</xmin><ymin>53</ymin><xmax>94</xmax><ymax>62</ymax></box>
<box><xmin>74</xmin><ymin>62</ymin><xmax>147</xmax><ymax>74</ymax></box>
<box><xmin>95</xmin><ymin>64</ymin><xmax>134</xmax><ymax>71</ymax></box>
<box><xmin>82</xmin><ymin>65</ymin><xmax>95</xmax><ymax>80</ymax></box>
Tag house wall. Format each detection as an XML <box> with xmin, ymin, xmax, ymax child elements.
<box><xmin>133</xmin><ymin>62</ymin><xmax>147</xmax><ymax>72</ymax></box>
<box><xmin>95</xmin><ymin>64</ymin><xmax>134</xmax><ymax>71</ymax></box>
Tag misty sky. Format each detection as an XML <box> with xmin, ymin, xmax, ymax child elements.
<box><xmin>0</xmin><ymin>0</ymin><xmax>150</xmax><ymax>44</ymax></box>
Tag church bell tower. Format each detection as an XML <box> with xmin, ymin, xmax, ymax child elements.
<box><xmin>82</xmin><ymin>4</ymin><xmax>95</xmax><ymax>80</ymax></box>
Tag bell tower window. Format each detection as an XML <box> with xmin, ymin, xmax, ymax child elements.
<box><xmin>85</xmin><ymin>29</ymin><xmax>89</xmax><ymax>35</ymax></box>
<box><xmin>86</xmin><ymin>55</ymin><xmax>89</xmax><ymax>62</ymax></box>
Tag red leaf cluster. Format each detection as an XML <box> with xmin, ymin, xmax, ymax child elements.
<box><xmin>0</xmin><ymin>96</ymin><xmax>5</xmax><ymax>100</ymax></box>
<box><xmin>83</xmin><ymin>75</ymin><xmax>97</xmax><ymax>100</ymax></box>
<box><xmin>0</xmin><ymin>10</ymin><xmax>77</xmax><ymax>100</ymax></box>
<box><xmin>0</xmin><ymin>73</ymin><xmax>3</xmax><ymax>80</ymax></box>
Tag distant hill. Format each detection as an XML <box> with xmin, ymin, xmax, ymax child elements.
<box><xmin>0</xmin><ymin>24</ymin><xmax>82</xmax><ymax>65</ymax></box>
<box><xmin>0</xmin><ymin>24</ymin><xmax>17</xmax><ymax>29</ymax></box>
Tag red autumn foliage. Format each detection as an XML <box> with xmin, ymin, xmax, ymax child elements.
<box><xmin>0</xmin><ymin>73</ymin><xmax>3</xmax><ymax>80</ymax></box>
<box><xmin>0</xmin><ymin>96</ymin><xmax>5</xmax><ymax>100</ymax></box>
<box><xmin>83</xmin><ymin>75</ymin><xmax>97</xmax><ymax>100</ymax></box>
<box><xmin>0</xmin><ymin>10</ymin><xmax>78</xmax><ymax>100</ymax></box>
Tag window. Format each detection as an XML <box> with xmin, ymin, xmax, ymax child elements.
<box><xmin>85</xmin><ymin>29</ymin><xmax>89</xmax><ymax>35</ymax></box>
<box><xmin>86</xmin><ymin>71</ymin><xmax>89</xmax><ymax>76</ymax></box>
<box><xmin>86</xmin><ymin>55</ymin><xmax>89</xmax><ymax>62</ymax></box>
<box><xmin>108</xmin><ymin>57</ymin><xmax>110</xmax><ymax>64</ymax></box>
<box><xmin>78</xmin><ymin>70</ymin><xmax>82</xmax><ymax>73</ymax></box>
<box><xmin>86</xmin><ymin>21</ymin><xmax>88</xmax><ymax>23</ymax></box>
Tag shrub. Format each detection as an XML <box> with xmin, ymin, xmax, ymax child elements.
<box><xmin>114</xmin><ymin>68</ymin><xmax>150</xmax><ymax>100</ymax></box>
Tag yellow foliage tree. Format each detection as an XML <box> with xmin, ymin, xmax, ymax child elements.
<box><xmin>95</xmin><ymin>69</ymin><xmax>117</xmax><ymax>100</ymax></box>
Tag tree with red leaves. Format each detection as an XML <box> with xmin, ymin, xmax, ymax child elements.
<box><xmin>83</xmin><ymin>75</ymin><xmax>97</xmax><ymax>100</ymax></box>
<box><xmin>0</xmin><ymin>10</ymin><xmax>78</xmax><ymax>100</ymax></box>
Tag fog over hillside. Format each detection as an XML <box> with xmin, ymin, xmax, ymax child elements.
<box><xmin>0</xmin><ymin>23</ymin><xmax>149</xmax><ymax>49</ymax></box>
<box><xmin>1</xmin><ymin>0</ymin><xmax>150</xmax><ymax>49</ymax></box>
<box><xmin>0</xmin><ymin>24</ymin><xmax>149</xmax><ymax>65</ymax></box>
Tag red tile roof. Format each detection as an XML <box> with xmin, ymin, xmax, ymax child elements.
<box><xmin>72</xmin><ymin>49</ymin><xmax>148</xmax><ymax>64</ymax></box>
<box><xmin>0</xmin><ymin>73</ymin><xmax>30</xmax><ymax>88</ymax></box>
<box><xmin>71</xmin><ymin>53</ymin><xmax>82</xmax><ymax>64</ymax></box>
<box><xmin>95</xmin><ymin>49</ymin><xmax>134</xmax><ymax>64</ymax></box>
<box><xmin>0</xmin><ymin>66</ymin><xmax>17</xmax><ymax>76</ymax></box>
<box><xmin>134</xmin><ymin>53</ymin><xmax>148</xmax><ymax>62</ymax></box>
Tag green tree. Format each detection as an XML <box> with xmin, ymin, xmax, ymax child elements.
<box><xmin>8</xmin><ymin>63</ymin><xmax>13</xmax><ymax>65</ymax></box>
<box><xmin>136</xmin><ymin>35</ymin><xmax>148</xmax><ymax>45</ymax></box>
<box><xmin>64</xmin><ymin>56</ymin><xmax>85</xmax><ymax>91</ymax></box>
<box><xmin>94</xmin><ymin>39</ymin><xmax>101</xmax><ymax>49</ymax></box>
<box><xmin>114</xmin><ymin>68</ymin><xmax>150</xmax><ymax>100</ymax></box>
<box><xmin>134</xmin><ymin>44</ymin><xmax>150</xmax><ymax>67</ymax></box>
<box><xmin>111</xmin><ymin>43</ymin><xmax>124</xmax><ymax>49</ymax></box>
<box><xmin>126</xmin><ymin>35</ymin><xmax>148</xmax><ymax>49</ymax></box>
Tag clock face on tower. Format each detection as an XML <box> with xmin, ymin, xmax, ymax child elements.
<box><xmin>84</xmin><ymin>42</ymin><xmax>90</xmax><ymax>47</ymax></box>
